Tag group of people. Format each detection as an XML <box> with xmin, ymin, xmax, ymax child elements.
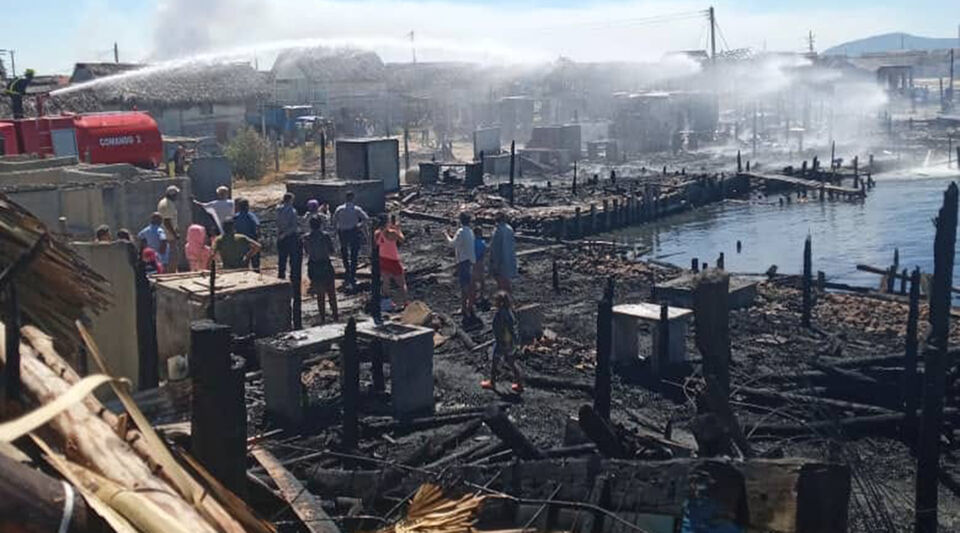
<box><xmin>100</xmin><ymin>185</ymin><xmax>522</xmax><ymax>392</ymax></box>
<box><xmin>445</xmin><ymin>210</ymin><xmax>522</xmax><ymax>393</ymax></box>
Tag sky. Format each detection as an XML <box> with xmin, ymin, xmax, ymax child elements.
<box><xmin>0</xmin><ymin>0</ymin><xmax>957</xmax><ymax>75</ymax></box>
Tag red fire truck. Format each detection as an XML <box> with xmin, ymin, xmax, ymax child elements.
<box><xmin>0</xmin><ymin>108</ymin><xmax>164</xmax><ymax>168</ymax></box>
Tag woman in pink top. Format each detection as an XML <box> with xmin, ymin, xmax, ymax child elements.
<box><xmin>374</xmin><ymin>215</ymin><xmax>408</xmax><ymax>306</ymax></box>
<box><xmin>184</xmin><ymin>224</ymin><xmax>213</xmax><ymax>271</ymax></box>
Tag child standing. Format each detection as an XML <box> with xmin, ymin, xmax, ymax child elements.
<box><xmin>481</xmin><ymin>291</ymin><xmax>524</xmax><ymax>393</ymax></box>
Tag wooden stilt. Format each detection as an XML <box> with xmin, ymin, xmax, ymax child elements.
<box><xmin>915</xmin><ymin>182</ymin><xmax>958</xmax><ymax>533</ymax></box>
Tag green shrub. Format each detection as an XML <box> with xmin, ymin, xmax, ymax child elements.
<box><xmin>225</xmin><ymin>127</ymin><xmax>271</xmax><ymax>180</ymax></box>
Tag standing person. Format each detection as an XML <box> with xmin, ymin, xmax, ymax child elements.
<box><xmin>301</xmin><ymin>199</ymin><xmax>320</xmax><ymax>233</ymax></box>
<box><xmin>303</xmin><ymin>215</ymin><xmax>339</xmax><ymax>324</ymax></box>
<box><xmin>445</xmin><ymin>212</ymin><xmax>477</xmax><ymax>326</ymax></box>
<box><xmin>4</xmin><ymin>69</ymin><xmax>34</xmax><ymax>119</ymax></box>
<box><xmin>488</xmin><ymin>211</ymin><xmax>518</xmax><ymax>294</ymax></box>
<box><xmin>116</xmin><ymin>228</ymin><xmax>132</xmax><ymax>243</ymax></box>
<box><xmin>233</xmin><ymin>197</ymin><xmax>261</xmax><ymax>271</ymax></box>
<box><xmin>374</xmin><ymin>215</ymin><xmax>409</xmax><ymax>308</ymax></box>
<box><xmin>95</xmin><ymin>224</ymin><xmax>112</xmax><ymax>242</ymax></box>
<box><xmin>157</xmin><ymin>185</ymin><xmax>181</xmax><ymax>272</ymax></box>
<box><xmin>275</xmin><ymin>193</ymin><xmax>300</xmax><ymax>279</ymax></box>
<box><xmin>212</xmin><ymin>219</ymin><xmax>261</xmax><ymax>270</ymax></box>
<box><xmin>184</xmin><ymin>224</ymin><xmax>213</xmax><ymax>271</ymax></box>
<box><xmin>137</xmin><ymin>213</ymin><xmax>169</xmax><ymax>268</ymax></box>
<box><xmin>195</xmin><ymin>186</ymin><xmax>234</xmax><ymax>230</ymax></box>
<box><xmin>473</xmin><ymin>225</ymin><xmax>488</xmax><ymax>308</ymax></box>
<box><xmin>333</xmin><ymin>191</ymin><xmax>369</xmax><ymax>288</ymax></box>
<box><xmin>480</xmin><ymin>291</ymin><xmax>524</xmax><ymax>393</ymax></box>
<box><xmin>172</xmin><ymin>144</ymin><xmax>187</xmax><ymax>175</ymax></box>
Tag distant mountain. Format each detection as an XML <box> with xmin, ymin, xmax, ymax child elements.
<box><xmin>824</xmin><ymin>32</ymin><xmax>958</xmax><ymax>56</ymax></box>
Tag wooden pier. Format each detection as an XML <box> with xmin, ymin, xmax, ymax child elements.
<box><xmin>740</xmin><ymin>172</ymin><xmax>866</xmax><ymax>200</ymax></box>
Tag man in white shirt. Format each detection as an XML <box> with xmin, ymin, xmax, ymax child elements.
<box><xmin>445</xmin><ymin>211</ymin><xmax>477</xmax><ymax>326</ymax></box>
<box><xmin>196</xmin><ymin>186</ymin><xmax>234</xmax><ymax>231</ymax></box>
<box><xmin>333</xmin><ymin>191</ymin><xmax>369</xmax><ymax>287</ymax></box>
<box><xmin>157</xmin><ymin>185</ymin><xmax>180</xmax><ymax>272</ymax></box>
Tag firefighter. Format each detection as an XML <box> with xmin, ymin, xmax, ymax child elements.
<box><xmin>4</xmin><ymin>69</ymin><xmax>34</xmax><ymax>119</ymax></box>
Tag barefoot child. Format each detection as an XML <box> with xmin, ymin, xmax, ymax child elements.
<box><xmin>481</xmin><ymin>291</ymin><xmax>524</xmax><ymax>393</ymax></box>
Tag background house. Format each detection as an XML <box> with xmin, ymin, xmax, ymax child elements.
<box><xmin>54</xmin><ymin>61</ymin><xmax>268</xmax><ymax>142</ymax></box>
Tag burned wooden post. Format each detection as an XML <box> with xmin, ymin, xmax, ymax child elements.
<box><xmin>830</xmin><ymin>140</ymin><xmax>836</xmax><ymax>170</ymax></box>
<box><xmin>572</xmin><ymin>160</ymin><xmax>578</xmax><ymax>195</ymax></box>
<box><xmin>320</xmin><ymin>131</ymin><xmax>327</xmax><ymax>177</ymax></box>
<box><xmin>886</xmin><ymin>265</ymin><xmax>897</xmax><ymax>294</ymax></box>
<box><xmin>694</xmin><ymin>271</ymin><xmax>731</xmax><ymax>394</ymax></box>
<box><xmin>736</xmin><ymin>150</ymin><xmax>742</xmax><ymax>173</ymax></box>
<box><xmin>3</xmin><ymin>285</ymin><xmax>19</xmax><ymax>402</ymax></box>
<box><xmin>341</xmin><ymin>317</ymin><xmax>359</xmax><ymax>450</ymax></box>
<box><xmin>594</xmin><ymin>278</ymin><xmax>614</xmax><ymax>420</ymax></box>
<box><xmin>717</xmin><ymin>252</ymin><xmax>725</xmax><ymax>270</ymax></box>
<box><xmin>802</xmin><ymin>235</ymin><xmax>812</xmax><ymax>328</ymax></box>
<box><xmin>916</xmin><ymin>182</ymin><xmax>958</xmax><ymax>533</ymax></box>
<box><xmin>589</xmin><ymin>204</ymin><xmax>597</xmax><ymax>235</ymax></box>
<box><xmin>134</xmin><ymin>253</ymin><xmax>159</xmax><ymax>390</ymax></box>
<box><xmin>578</xmin><ymin>404</ymin><xmax>629</xmax><ymax>458</ymax></box>
<box><xmin>207</xmin><ymin>260</ymin><xmax>216</xmax><ymax>320</ymax></box>
<box><xmin>483</xmin><ymin>405</ymin><xmax>543</xmax><ymax>459</ymax></box>
<box><xmin>403</xmin><ymin>127</ymin><xmax>410</xmax><ymax>171</ymax></box>
<box><xmin>900</xmin><ymin>268</ymin><xmax>909</xmax><ymax>295</ymax></box>
<box><xmin>657</xmin><ymin>302</ymin><xmax>670</xmax><ymax>376</ymax></box>
<box><xmin>370</xmin><ymin>229</ymin><xmax>382</xmax><ymax>324</ymax></box>
<box><xmin>509</xmin><ymin>140</ymin><xmax>516</xmax><ymax>206</ymax></box>
<box><xmin>574</xmin><ymin>207</ymin><xmax>582</xmax><ymax>239</ymax></box>
<box><xmin>190</xmin><ymin>320</ymin><xmax>246</xmax><ymax>496</ymax></box>
<box><xmin>902</xmin><ymin>267</ymin><xmax>922</xmax><ymax>438</ymax></box>
<box><xmin>691</xmin><ymin>257</ymin><xmax>699</xmax><ymax>272</ymax></box>
<box><xmin>853</xmin><ymin>155</ymin><xmax>859</xmax><ymax>176</ymax></box>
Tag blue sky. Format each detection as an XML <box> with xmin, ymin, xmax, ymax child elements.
<box><xmin>1</xmin><ymin>0</ymin><xmax>956</xmax><ymax>74</ymax></box>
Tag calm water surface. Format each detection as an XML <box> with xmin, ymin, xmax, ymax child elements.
<box><xmin>611</xmin><ymin>167</ymin><xmax>960</xmax><ymax>288</ymax></box>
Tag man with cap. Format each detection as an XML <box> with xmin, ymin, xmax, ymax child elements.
<box><xmin>158</xmin><ymin>185</ymin><xmax>181</xmax><ymax>272</ymax></box>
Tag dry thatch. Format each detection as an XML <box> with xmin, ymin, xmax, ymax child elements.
<box><xmin>376</xmin><ymin>484</ymin><xmax>485</xmax><ymax>533</ymax></box>
<box><xmin>0</xmin><ymin>193</ymin><xmax>109</xmax><ymax>353</ymax></box>
<box><xmin>273</xmin><ymin>47</ymin><xmax>386</xmax><ymax>83</ymax></box>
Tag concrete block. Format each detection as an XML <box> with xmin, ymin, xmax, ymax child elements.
<box><xmin>256</xmin><ymin>323</ymin><xmax>346</xmax><ymax>428</ymax></box>
<box><xmin>516</xmin><ymin>304</ymin><xmax>543</xmax><ymax>344</ymax></box>
<box><xmin>473</xmin><ymin>127</ymin><xmax>501</xmax><ymax>159</ymax></box>
<box><xmin>654</xmin><ymin>274</ymin><xmax>758</xmax><ymax>310</ymax></box>
<box><xmin>357</xmin><ymin>321</ymin><xmax>434</xmax><ymax>419</ymax></box>
<box><xmin>335</xmin><ymin>138</ymin><xmax>400</xmax><ymax>193</ymax></box>
<box><xmin>155</xmin><ymin>271</ymin><xmax>291</xmax><ymax>365</ymax></box>
<box><xmin>286</xmin><ymin>179</ymin><xmax>385</xmax><ymax>215</ymax></box>
<box><xmin>611</xmin><ymin>303</ymin><xmax>692</xmax><ymax>372</ymax></box>
<box><xmin>72</xmin><ymin>241</ymin><xmax>141</xmax><ymax>389</ymax></box>
<box><xmin>418</xmin><ymin>163</ymin><xmax>439</xmax><ymax>184</ymax></box>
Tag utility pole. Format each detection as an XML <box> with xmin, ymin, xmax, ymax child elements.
<box><xmin>113</xmin><ymin>42</ymin><xmax>119</xmax><ymax>63</ymax></box>
<box><xmin>950</xmin><ymin>49</ymin><xmax>955</xmax><ymax>106</ymax></box>
<box><xmin>708</xmin><ymin>6</ymin><xmax>717</xmax><ymax>65</ymax></box>
<box><xmin>409</xmin><ymin>31</ymin><xmax>416</xmax><ymax>64</ymax></box>
<box><xmin>807</xmin><ymin>31</ymin><xmax>815</xmax><ymax>54</ymax></box>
